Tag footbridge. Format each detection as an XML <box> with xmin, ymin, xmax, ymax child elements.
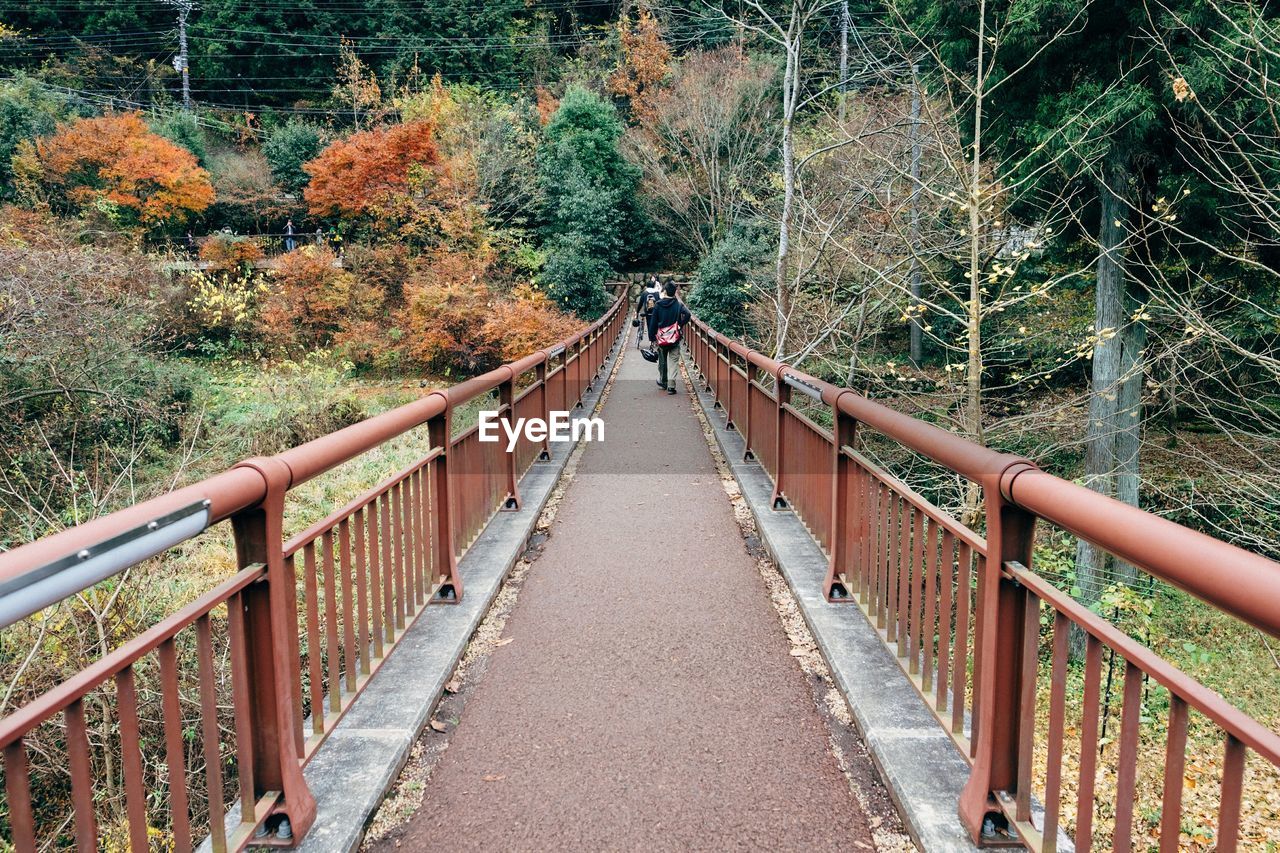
<box><xmin>2</xmin><ymin>292</ymin><xmax>1278</xmax><ymax>852</ymax></box>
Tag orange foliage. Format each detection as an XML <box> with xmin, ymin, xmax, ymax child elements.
<box><xmin>534</xmin><ymin>86</ymin><xmax>559</xmax><ymax>126</ymax></box>
<box><xmin>258</xmin><ymin>245</ymin><xmax>382</xmax><ymax>352</ymax></box>
<box><xmin>198</xmin><ymin>234</ymin><xmax>265</xmax><ymax>274</ymax></box>
<box><xmin>607</xmin><ymin>11</ymin><xmax>671</xmax><ymax>122</ymax></box>
<box><xmin>37</xmin><ymin>112</ymin><xmax>215</xmax><ymax>226</ymax></box>
<box><xmin>483</xmin><ymin>283</ymin><xmax>580</xmax><ymax>362</ymax></box>
<box><xmin>397</xmin><ymin>248</ymin><xmax>580</xmax><ymax>374</ymax></box>
<box><xmin>303</xmin><ymin>120</ymin><xmax>442</xmax><ymax>225</ymax></box>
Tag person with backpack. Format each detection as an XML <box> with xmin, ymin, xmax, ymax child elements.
<box><xmin>634</xmin><ymin>276</ymin><xmax>662</xmax><ymax>347</ymax></box>
<box><xmin>646</xmin><ymin>280</ymin><xmax>691</xmax><ymax>394</ymax></box>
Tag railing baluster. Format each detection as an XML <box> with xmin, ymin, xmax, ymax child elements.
<box><xmin>116</xmin><ymin>665</ymin><xmax>150</xmax><ymax>852</ymax></box>
<box><xmin>226</xmin><ymin>590</ymin><xmax>257</xmax><ymax>816</ymax></box>
<box><xmin>196</xmin><ymin>615</ymin><xmax>227</xmax><ymax>853</ymax></box>
<box><xmin>390</xmin><ymin>484</ymin><xmax>406</xmax><ymax>627</ymax></box>
<box><xmin>936</xmin><ymin>530</ymin><xmax>955</xmax><ymax>712</ymax></box>
<box><xmin>922</xmin><ymin>518</ymin><xmax>938</xmax><ymax>692</ymax></box>
<box><xmin>158</xmin><ymin>638</ymin><xmax>193</xmax><ymax>852</ymax></box>
<box><xmin>1075</xmin><ymin>635</ymin><xmax>1104</xmax><ymax>853</ymax></box>
<box><xmin>1111</xmin><ymin>662</ymin><xmax>1144</xmax><ymax>850</ymax></box>
<box><xmin>322</xmin><ymin>532</ymin><xmax>341</xmax><ymax>713</ymax></box>
<box><xmin>3</xmin><ymin>740</ymin><xmax>36</xmax><ymax>851</ymax></box>
<box><xmin>909</xmin><ymin>506</ymin><xmax>924</xmax><ymax>673</ymax></box>
<box><xmin>1218</xmin><ymin>734</ymin><xmax>1246</xmax><ymax>851</ymax></box>
<box><xmin>952</xmin><ymin>541</ymin><xmax>972</xmax><ymax>737</ymax></box>
<box><xmin>66</xmin><ymin>698</ymin><xmax>98</xmax><ymax>851</ymax></box>
<box><xmin>1042</xmin><ymin>611</ymin><xmax>1069</xmax><ymax>853</ymax></box>
<box><xmin>1014</xmin><ymin>590</ymin><xmax>1039</xmax><ymax>823</ymax></box>
<box><xmin>304</xmin><ymin>542</ymin><xmax>324</xmax><ymax>735</ymax></box>
<box><xmin>340</xmin><ymin>518</ymin><xmax>357</xmax><ymax>693</ymax></box>
<box><xmin>355</xmin><ymin>508</ymin><xmax>370</xmax><ymax>676</ymax></box>
<box><xmin>1159</xmin><ymin>695</ymin><xmax>1189</xmax><ymax>852</ymax></box>
<box><xmin>368</xmin><ymin>498</ymin><xmax>386</xmax><ymax>654</ymax></box>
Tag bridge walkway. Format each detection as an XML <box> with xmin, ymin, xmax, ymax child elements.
<box><xmin>374</xmin><ymin>327</ymin><xmax>874</xmax><ymax>850</ymax></box>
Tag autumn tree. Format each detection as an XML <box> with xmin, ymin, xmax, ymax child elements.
<box><xmin>608</xmin><ymin>9</ymin><xmax>672</xmax><ymax>122</ymax></box>
<box><xmin>303</xmin><ymin>120</ymin><xmax>445</xmax><ymax>236</ymax></box>
<box><xmin>623</xmin><ymin>48</ymin><xmax>777</xmax><ymax>258</ymax></box>
<box><xmin>35</xmin><ymin>112</ymin><xmax>215</xmax><ymax>229</ymax></box>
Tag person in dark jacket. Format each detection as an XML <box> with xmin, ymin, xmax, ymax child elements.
<box><xmin>646</xmin><ymin>280</ymin><xmax>691</xmax><ymax>394</ymax></box>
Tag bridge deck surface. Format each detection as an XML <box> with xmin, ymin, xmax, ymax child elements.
<box><xmin>374</xmin><ymin>329</ymin><xmax>872</xmax><ymax>850</ymax></box>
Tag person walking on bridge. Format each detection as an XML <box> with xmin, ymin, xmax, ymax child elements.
<box><xmin>634</xmin><ymin>275</ymin><xmax>662</xmax><ymax>348</ymax></box>
<box><xmin>647</xmin><ymin>280</ymin><xmax>690</xmax><ymax>395</ymax></box>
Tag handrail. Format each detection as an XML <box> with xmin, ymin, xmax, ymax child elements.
<box><xmin>685</xmin><ymin>311</ymin><xmax>1280</xmax><ymax>850</ymax></box>
<box><xmin>0</xmin><ymin>289</ymin><xmax>628</xmax><ymax>851</ymax></box>
<box><xmin>689</xmin><ymin>316</ymin><xmax>1280</xmax><ymax>638</ymax></box>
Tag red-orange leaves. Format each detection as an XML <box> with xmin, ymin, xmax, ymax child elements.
<box><xmin>303</xmin><ymin>120</ymin><xmax>442</xmax><ymax>225</ymax></box>
<box><xmin>37</xmin><ymin>112</ymin><xmax>214</xmax><ymax>227</ymax></box>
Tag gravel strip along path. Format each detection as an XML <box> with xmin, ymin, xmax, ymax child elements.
<box><xmin>371</xmin><ymin>328</ymin><xmax>876</xmax><ymax>852</ymax></box>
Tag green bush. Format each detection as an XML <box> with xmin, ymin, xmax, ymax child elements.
<box><xmin>263</xmin><ymin>119</ymin><xmax>326</xmax><ymax>194</ymax></box>
<box><xmin>541</xmin><ymin>234</ymin><xmax>612</xmax><ymax>318</ymax></box>
<box><xmin>152</xmin><ymin>110</ymin><xmax>208</xmax><ymax>164</ymax></box>
<box><xmin>688</xmin><ymin>227</ymin><xmax>769</xmax><ymax>336</ymax></box>
<box><xmin>0</xmin><ymin>75</ymin><xmax>73</xmax><ymax>199</ymax></box>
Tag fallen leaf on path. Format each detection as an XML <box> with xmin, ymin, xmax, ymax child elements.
<box><xmin>444</xmin><ymin>679</ymin><xmax>462</xmax><ymax>694</ymax></box>
<box><xmin>428</xmin><ymin>719</ymin><xmax>448</xmax><ymax>733</ymax></box>
<box><xmin>482</xmin><ymin>774</ymin><xmax>506</xmax><ymax>782</ymax></box>
<box><xmin>496</xmin><ymin>637</ymin><xmax>514</xmax><ymax>646</ymax></box>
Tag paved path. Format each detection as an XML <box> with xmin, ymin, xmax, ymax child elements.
<box><xmin>377</xmin><ymin>330</ymin><xmax>873</xmax><ymax>851</ymax></box>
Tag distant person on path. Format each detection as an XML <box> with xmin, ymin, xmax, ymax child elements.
<box><xmin>314</xmin><ymin>227</ymin><xmax>325</xmax><ymax>247</ymax></box>
<box><xmin>647</xmin><ymin>280</ymin><xmax>690</xmax><ymax>395</ymax></box>
<box><xmin>284</xmin><ymin>219</ymin><xmax>296</xmax><ymax>252</ymax></box>
<box><xmin>186</xmin><ymin>230</ymin><xmax>196</xmax><ymax>256</ymax></box>
<box><xmin>634</xmin><ymin>276</ymin><xmax>662</xmax><ymax>347</ymax></box>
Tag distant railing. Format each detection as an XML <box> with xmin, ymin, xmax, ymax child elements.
<box><xmin>0</xmin><ymin>293</ymin><xmax>627</xmax><ymax>851</ymax></box>
<box><xmin>686</xmin><ymin>317</ymin><xmax>1280</xmax><ymax>851</ymax></box>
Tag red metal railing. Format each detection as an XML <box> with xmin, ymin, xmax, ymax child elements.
<box><xmin>687</xmin><ymin>317</ymin><xmax>1280</xmax><ymax>851</ymax></box>
<box><xmin>0</xmin><ymin>293</ymin><xmax>627</xmax><ymax>851</ymax></box>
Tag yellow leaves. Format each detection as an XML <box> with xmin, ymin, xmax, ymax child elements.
<box><xmin>1172</xmin><ymin>75</ymin><xmax>1195</xmax><ymax>102</ymax></box>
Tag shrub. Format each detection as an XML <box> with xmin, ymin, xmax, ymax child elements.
<box><xmin>198</xmin><ymin>232</ymin><xmax>265</xmax><ymax>273</ymax></box>
<box><xmin>484</xmin><ymin>282</ymin><xmax>580</xmax><ymax>361</ymax></box>
<box><xmin>151</xmin><ymin>110</ymin><xmax>207</xmax><ymax>164</ymax></box>
<box><xmin>541</xmin><ymin>234</ymin><xmax>612</xmax><ymax>318</ymax></box>
<box><xmin>264</xmin><ymin>119</ymin><xmax>326</xmax><ymax>195</ymax></box>
<box><xmin>258</xmin><ymin>245</ymin><xmax>382</xmax><ymax>354</ymax></box>
<box><xmin>688</xmin><ymin>227</ymin><xmax>769</xmax><ymax>336</ymax></box>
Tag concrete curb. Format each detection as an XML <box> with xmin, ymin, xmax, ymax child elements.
<box><xmin>687</xmin><ymin>363</ymin><xmax>980</xmax><ymax>853</ymax></box>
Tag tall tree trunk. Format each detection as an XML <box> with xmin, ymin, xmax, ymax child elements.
<box><xmin>774</xmin><ymin>14</ymin><xmax>802</xmax><ymax>358</ymax></box>
<box><xmin>1072</xmin><ymin>151</ymin><xmax>1132</xmax><ymax>654</ymax></box>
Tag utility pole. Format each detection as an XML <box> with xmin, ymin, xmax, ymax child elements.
<box><xmin>838</xmin><ymin>0</ymin><xmax>849</xmax><ymax>123</ymax></box>
<box><xmin>908</xmin><ymin>62</ymin><xmax>923</xmax><ymax>365</ymax></box>
<box><xmin>166</xmin><ymin>0</ymin><xmax>195</xmax><ymax>111</ymax></box>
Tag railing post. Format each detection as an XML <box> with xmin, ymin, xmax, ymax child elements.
<box><xmin>497</xmin><ymin>367</ymin><xmax>521</xmax><ymax>511</ymax></box>
<box><xmin>229</xmin><ymin>457</ymin><xmax>316</xmax><ymax>843</ymax></box>
<box><xmin>824</xmin><ymin>391</ymin><xmax>857</xmax><ymax>602</ymax></box>
<box><xmin>959</xmin><ymin>461</ymin><xmax>1039</xmax><ymax>845</ymax></box>
<box><xmin>743</xmin><ymin>356</ymin><xmax>757</xmax><ymax>462</ymax></box>
<box><xmin>716</xmin><ymin>338</ymin><xmax>727</xmax><ymax>407</ymax></box>
<box><xmin>771</xmin><ymin>366</ymin><xmax>790</xmax><ymax>510</ymax></box>
<box><xmin>425</xmin><ymin>395</ymin><xmax>462</xmax><ymax>603</ymax></box>
<box><xmin>575</xmin><ymin>336</ymin><xmax>585</xmax><ymax>408</ymax></box>
<box><xmin>536</xmin><ymin>357</ymin><xmax>551</xmax><ymax>462</ymax></box>
<box><xmin>724</xmin><ymin>346</ymin><xmax>736</xmax><ymax>430</ymax></box>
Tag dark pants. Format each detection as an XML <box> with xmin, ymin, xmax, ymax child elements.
<box><xmin>658</xmin><ymin>344</ymin><xmax>678</xmax><ymax>390</ymax></box>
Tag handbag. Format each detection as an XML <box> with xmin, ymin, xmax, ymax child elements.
<box><xmin>655</xmin><ymin>321</ymin><xmax>681</xmax><ymax>346</ymax></box>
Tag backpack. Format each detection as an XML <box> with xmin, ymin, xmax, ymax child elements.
<box><xmin>656</xmin><ymin>303</ymin><xmax>683</xmax><ymax>346</ymax></box>
<box><xmin>644</xmin><ymin>289</ymin><xmax>658</xmax><ymax>313</ymax></box>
